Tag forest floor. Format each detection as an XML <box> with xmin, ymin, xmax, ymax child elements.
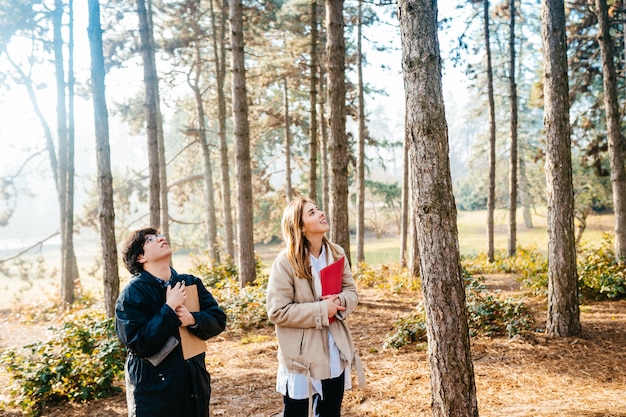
<box><xmin>1</xmin><ymin>273</ymin><xmax>626</xmax><ymax>417</ymax></box>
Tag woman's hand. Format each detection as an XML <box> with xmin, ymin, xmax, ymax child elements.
<box><xmin>166</xmin><ymin>281</ymin><xmax>187</xmax><ymax>310</ymax></box>
<box><xmin>322</xmin><ymin>294</ymin><xmax>346</xmax><ymax>319</ymax></box>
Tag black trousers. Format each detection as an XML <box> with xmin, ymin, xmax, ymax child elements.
<box><xmin>283</xmin><ymin>372</ymin><xmax>345</xmax><ymax>417</ymax></box>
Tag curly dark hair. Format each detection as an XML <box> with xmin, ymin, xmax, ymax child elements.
<box><xmin>121</xmin><ymin>227</ymin><xmax>158</xmax><ymax>275</ymax></box>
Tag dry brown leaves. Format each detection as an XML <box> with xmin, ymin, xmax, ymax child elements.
<box><xmin>1</xmin><ymin>275</ymin><xmax>626</xmax><ymax>417</ymax></box>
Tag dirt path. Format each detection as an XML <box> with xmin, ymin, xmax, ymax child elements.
<box><xmin>2</xmin><ymin>276</ymin><xmax>626</xmax><ymax>416</ymax></box>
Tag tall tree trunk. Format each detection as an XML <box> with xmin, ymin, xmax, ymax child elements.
<box><xmin>398</xmin><ymin>1</ymin><xmax>478</xmax><ymax>415</ymax></box>
<box><xmin>284</xmin><ymin>77</ymin><xmax>293</xmax><ymax>202</ymax></box>
<box><xmin>409</xmin><ymin>196</ymin><xmax>420</xmax><ymax>277</ymax></box>
<box><xmin>541</xmin><ymin>0</ymin><xmax>581</xmax><ymax>337</ymax></box>
<box><xmin>53</xmin><ymin>0</ymin><xmax>74</xmax><ymax>306</ymax></box>
<box><xmin>190</xmin><ymin>43</ymin><xmax>219</xmax><ymax>264</ymax></box>
<box><xmin>400</xmin><ymin>138</ymin><xmax>409</xmax><ymax>268</ymax></box>
<box><xmin>507</xmin><ymin>0</ymin><xmax>518</xmax><ymax>258</ymax></box>
<box><xmin>326</xmin><ymin>0</ymin><xmax>351</xmax><ymax>261</ymax></box>
<box><xmin>356</xmin><ymin>0</ymin><xmax>365</xmax><ymax>265</ymax></box>
<box><xmin>136</xmin><ymin>0</ymin><xmax>161</xmax><ymax>230</ymax></box>
<box><xmin>210</xmin><ymin>0</ymin><xmax>235</xmax><ymax>259</ymax></box>
<box><xmin>308</xmin><ymin>0</ymin><xmax>319</xmax><ymax>201</ymax></box>
<box><xmin>87</xmin><ymin>0</ymin><xmax>120</xmax><ymax>318</ymax></box>
<box><xmin>230</xmin><ymin>0</ymin><xmax>256</xmax><ymax>286</ymax></box>
<box><xmin>320</xmin><ymin>64</ymin><xmax>329</xmax><ymax>212</ymax></box>
<box><xmin>596</xmin><ymin>0</ymin><xmax>626</xmax><ymax>259</ymax></box>
<box><xmin>484</xmin><ymin>0</ymin><xmax>497</xmax><ymax>263</ymax></box>
<box><xmin>67</xmin><ymin>0</ymin><xmax>79</xmax><ymax>289</ymax></box>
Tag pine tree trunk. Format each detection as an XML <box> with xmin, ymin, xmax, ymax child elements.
<box><xmin>284</xmin><ymin>77</ymin><xmax>293</xmax><ymax>202</ymax></box>
<box><xmin>399</xmin><ymin>1</ymin><xmax>478</xmax><ymax>415</ymax></box>
<box><xmin>507</xmin><ymin>0</ymin><xmax>518</xmax><ymax>258</ymax></box>
<box><xmin>326</xmin><ymin>0</ymin><xmax>350</xmax><ymax>260</ymax></box>
<box><xmin>400</xmin><ymin>139</ymin><xmax>409</xmax><ymax>268</ymax></box>
<box><xmin>87</xmin><ymin>0</ymin><xmax>120</xmax><ymax>318</ymax></box>
<box><xmin>191</xmin><ymin>42</ymin><xmax>219</xmax><ymax>264</ymax></box>
<box><xmin>484</xmin><ymin>0</ymin><xmax>497</xmax><ymax>263</ymax></box>
<box><xmin>136</xmin><ymin>0</ymin><xmax>161</xmax><ymax>230</ymax></box>
<box><xmin>308</xmin><ymin>0</ymin><xmax>319</xmax><ymax>202</ymax></box>
<box><xmin>541</xmin><ymin>0</ymin><xmax>581</xmax><ymax>337</ymax></box>
<box><xmin>320</xmin><ymin>64</ymin><xmax>329</xmax><ymax>212</ymax></box>
<box><xmin>210</xmin><ymin>0</ymin><xmax>235</xmax><ymax>259</ymax></box>
<box><xmin>356</xmin><ymin>0</ymin><xmax>365</xmax><ymax>265</ymax></box>
<box><xmin>596</xmin><ymin>0</ymin><xmax>626</xmax><ymax>259</ymax></box>
<box><xmin>230</xmin><ymin>0</ymin><xmax>256</xmax><ymax>286</ymax></box>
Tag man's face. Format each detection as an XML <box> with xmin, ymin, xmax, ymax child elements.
<box><xmin>139</xmin><ymin>233</ymin><xmax>172</xmax><ymax>265</ymax></box>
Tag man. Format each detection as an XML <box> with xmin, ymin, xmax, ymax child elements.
<box><xmin>115</xmin><ymin>228</ymin><xmax>226</xmax><ymax>417</ymax></box>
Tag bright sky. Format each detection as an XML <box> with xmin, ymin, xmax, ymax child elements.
<box><xmin>0</xmin><ymin>0</ymin><xmax>467</xmax><ymax>248</ymax></box>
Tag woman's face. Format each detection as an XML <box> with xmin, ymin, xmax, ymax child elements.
<box><xmin>301</xmin><ymin>202</ymin><xmax>329</xmax><ymax>236</ymax></box>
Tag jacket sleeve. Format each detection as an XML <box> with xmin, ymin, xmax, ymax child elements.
<box><xmin>266</xmin><ymin>253</ymin><xmax>329</xmax><ymax>329</ymax></box>
<box><xmin>115</xmin><ymin>284</ymin><xmax>181</xmax><ymax>359</ymax></box>
<box><xmin>187</xmin><ymin>276</ymin><xmax>227</xmax><ymax>340</ymax></box>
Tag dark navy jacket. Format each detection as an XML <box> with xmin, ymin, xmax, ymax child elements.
<box><xmin>115</xmin><ymin>268</ymin><xmax>226</xmax><ymax>417</ymax></box>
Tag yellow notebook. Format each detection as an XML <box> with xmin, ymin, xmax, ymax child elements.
<box><xmin>179</xmin><ymin>284</ymin><xmax>207</xmax><ymax>360</ymax></box>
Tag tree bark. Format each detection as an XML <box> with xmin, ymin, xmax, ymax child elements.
<box><xmin>190</xmin><ymin>41</ymin><xmax>219</xmax><ymax>264</ymax></box>
<box><xmin>596</xmin><ymin>0</ymin><xmax>626</xmax><ymax>259</ymax></box>
<box><xmin>88</xmin><ymin>0</ymin><xmax>120</xmax><ymax>318</ymax></box>
<box><xmin>230</xmin><ymin>0</ymin><xmax>257</xmax><ymax>286</ymax></box>
<box><xmin>356</xmin><ymin>0</ymin><xmax>365</xmax><ymax>265</ymax></box>
<box><xmin>136</xmin><ymin>0</ymin><xmax>161</xmax><ymax>230</ymax></box>
<box><xmin>508</xmin><ymin>0</ymin><xmax>518</xmax><ymax>258</ymax></box>
<box><xmin>320</xmin><ymin>64</ymin><xmax>330</xmax><ymax>212</ymax></box>
<box><xmin>210</xmin><ymin>0</ymin><xmax>235</xmax><ymax>259</ymax></box>
<box><xmin>308</xmin><ymin>0</ymin><xmax>319</xmax><ymax>202</ymax></box>
<box><xmin>284</xmin><ymin>77</ymin><xmax>293</xmax><ymax>202</ymax></box>
<box><xmin>398</xmin><ymin>1</ymin><xmax>478</xmax><ymax>415</ymax></box>
<box><xmin>400</xmin><ymin>138</ymin><xmax>409</xmax><ymax>268</ymax></box>
<box><xmin>484</xmin><ymin>0</ymin><xmax>497</xmax><ymax>263</ymax></box>
<box><xmin>541</xmin><ymin>0</ymin><xmax>581</xmax><ymax>337</ymax></box>
<box><xmin>326</xmin><ymin>0</ymin><xmax>351</xmax><ymax>260</ymax></box>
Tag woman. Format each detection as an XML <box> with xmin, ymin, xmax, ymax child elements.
<box><xmin>266</xmin><ymin>196</ymin><xmax>365</xmax><ymax>417</ymax></box>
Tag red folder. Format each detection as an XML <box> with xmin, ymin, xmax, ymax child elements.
<box><xmin>320</xmin><ymin>257</ymin><xmax>344</xmax><ymax>323</ymax></box>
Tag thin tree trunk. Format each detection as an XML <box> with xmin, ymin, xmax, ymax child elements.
<box><xmin>67</xmin><ymin>0</ymin><xmax>79</xmax><ymax>288</ymax></box>
<box><xmin>230</xmin><ymin>0</ymin><xmax>256</xmax><ymax>286</ymax></box>
<box><xmin>326</xmin><ymin>0</ymin><xmax>351</xmax><ymax>261</ymax></box>
<box><xmin>356</xmin><ymin>0</ymin><xmax>365</xmax><ymax>265</ymax></box>
<box><xmin>53</xmin><ymin>0</ymin><xmax>74</xmax><ymax>307</ymax></box>
<box><xmin>136</xmin><ymin>0</ymin><xmax>161</xmax><ymax>230</ymax></box>
<box><xmin>210</xmin><ymin>0</ymin><xmax>235</xmax><ymax>259</ymax></box>
<box><xmin>190</xmin><ymin>43</ymin><xmax>219</xmax><ymax>264</ymax></box>
<box><xmin>400</xmin><ymin>138</ymin><xmax>409</xmax><ymax>268</ymax></box>
<box><xmin>284</xmin><ymin>77</ymin><xmax>293</xmax><ymax>202</ymax></box>
<box><xmin>541</xmin><ymin>0</ymin><xmax>581</xmax><ymax>337</ymax></box>
<box><xmin>308</xmin><ymin>0</ymin><xmax>319</xmax><ymax>201</ymax></box>
<box><xmin>508</xmin><ymin>0</ymin><xmax>518</xmax><ymax>258</ymax></box>
<box><xmin>596</xmin><ymin>0</ymin><xmax>626</xmax><ymax>259</ymax></box>
<box><xmin>398</xmin><ymin>1</ymin><xmax>478</xmax><ymax>415</ymax></box>
<box><xmin>320</xmin><ymin>64</ymin><xmax>329</xmax><ymax>212</ymax></box>
<box><xmin>87</xmin><ymin>0</ymin><xmax>120</xmax><ymax>318</ymax></box>
<box><xmin>484</xmin><ymin>0</ymin><xmax>497</xmax><ymax>263</ymax></box>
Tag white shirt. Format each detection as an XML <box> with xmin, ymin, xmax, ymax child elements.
<box><xmin>276</xmin><ymin>245</ymin><xmax>351</xmax><ymax>401</ymax></box>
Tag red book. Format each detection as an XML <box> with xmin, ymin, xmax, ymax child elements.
<box><xmin>320</xmin><ymin>257</ymin><xmax>344</xmax><ymax>323</ymax></box>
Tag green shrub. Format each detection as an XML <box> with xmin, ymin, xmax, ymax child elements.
<box><xmin>0</xmin><ymin>309</ymin><xmax>126</xmax><ymax>417</ymax></box>
<box><xmin>384</xmin><ymin>273</ymin><xmax>535</xmax><ymax>348</ymax></box>
<box><xmin>462</xmin><ymin>247</ymin><xmax>549</xmax><ymax>296</ymax></box>
<box><xmin>465</xmin><ymin>274</ymin><xmax>535</xmax><ymax>337</ymax></box>
<box><xmin>578</xmin><ymin>234</ymin><xmax>626</xmax><ymax>300</ymax></box>
<box><xmin>353</xmin><ymin>262</ymin><xmax>420</xmax><ymax>293</ymax></box>
<box><xmin>192</xmin><ymin>257</ymin><xmax>271</xmax><ymax>330</ymax></box>
<box><xmin>383</xmin><ymin>305</ymin><xmax>427</xmax><ymax>349</ymax></box>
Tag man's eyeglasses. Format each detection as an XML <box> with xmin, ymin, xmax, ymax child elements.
<box><xmin>144</xmin><ymin>234</ymin><xmax>166</xmax><ymax>244</ymax></box>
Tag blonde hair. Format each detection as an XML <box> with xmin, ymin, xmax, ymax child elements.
<box><xmin>282</xmin><ymin>195</ymin><xmax>340</xmax><ymax>279</ymax></box>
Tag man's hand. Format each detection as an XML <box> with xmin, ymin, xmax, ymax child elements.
<box><xmin>175</xmin><ymin>305</ymin><xmax>196</xmax><ymax>327</ymax></box>
<box><xmin>166</xmin><ymin>281</ymin><xmax>187</xmax><ymax>310</ymax></box>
